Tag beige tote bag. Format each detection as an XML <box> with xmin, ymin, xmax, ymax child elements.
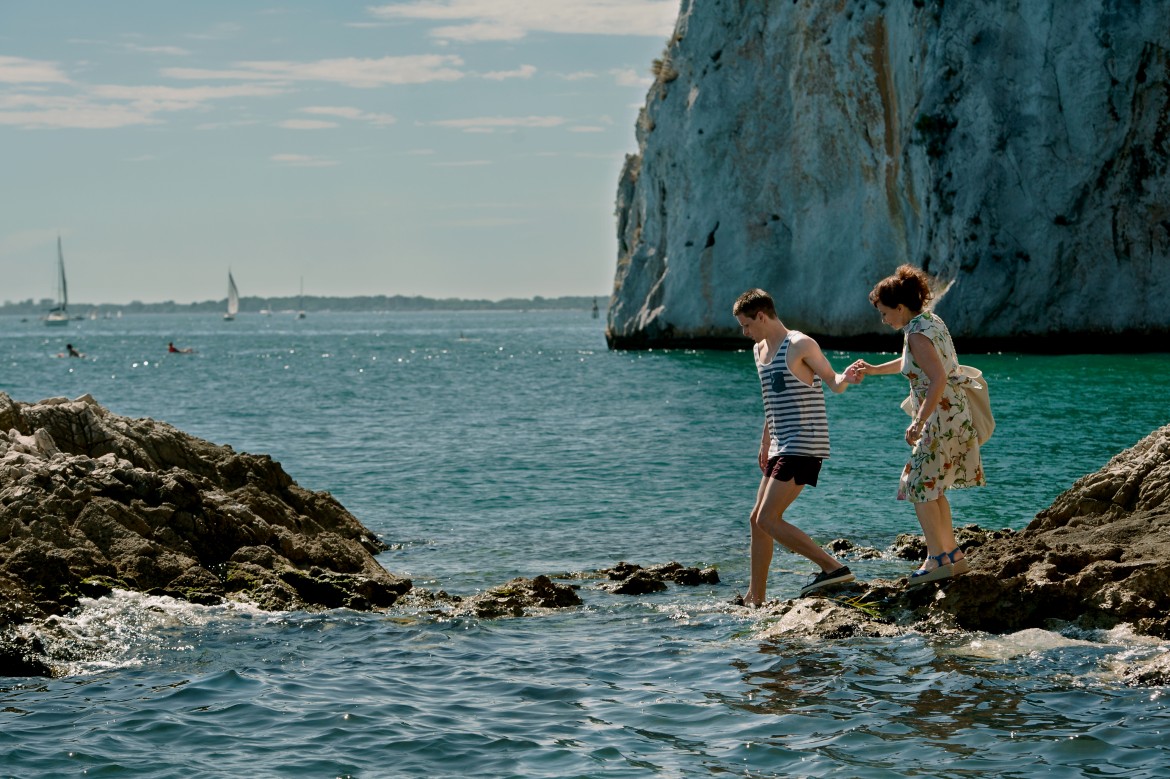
<box><xmin>900</xmin><ymin>365</ymin><xmax>994</xmax><ymax>444</ymax></box>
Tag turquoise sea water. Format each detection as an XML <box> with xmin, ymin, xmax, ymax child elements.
<box><xmin>1</xmin><ymin>310</ymin><xmax>1168</xmax><ymax>778</ymax></box>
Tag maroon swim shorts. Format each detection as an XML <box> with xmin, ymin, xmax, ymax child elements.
<box><xmin>763</xmin><ymin>454</ymin><xmax>823</xmax><ymax>486</ymax></box>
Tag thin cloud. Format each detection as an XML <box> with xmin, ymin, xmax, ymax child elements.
<box><xmin>367</xmin><ymin>0</ymin><xmax>678</xmax><ymax>41</ymax></box>
<box><xmin>611</xmin><ymin>67</ymin><xmax>653</xmax><ymax>88</ymax></box>
<box><xmin>0</xmin><ymin>93</ymin><xmax>161</xmax><ymax>129</ymax></box>
<box><xmin>90</xmin><ymin>83</ymin><xmax>287</xmax><ymax>107</ymax></box>
<box><xmin>481</xmin><ymin>64</ymin><xmax>536</xmax><ymax>81</ymax></box>
<box><xmin>123</xmin><ymin>44</ymin><xmax>191</xmax><ymax>56</ymax></box>
<box><xmin>0</xmin><ymin>79</ymin><xmax>286</xmax><ymax>129</ymax></box>
<box><xmin>271</xmin><ymin>153</ymin><xmax>338</xmax><ymax>167</ymax></box>
<box><xmin>431</xmin><ymin>159</ymin><xmax>493</xmax><ymax>167</ymax></box>
<box><xmin>185</xmin><ymin>23</ymin><xmax>244</xmax><ymax>42</ymax></box>
<box><xmin>301</xmin><ymin>106</ymin><xmax>397</xmax><ymax>126</ymax></box>
<box><xmin>163</xmin><ymin>55</ymin><xmax>465</xmax><ymax>88</ymax></box>
<box><xmin>430</xmin><ymin>115</ymin><xmax>566</xmax><ymax>132</ymax></box>
<box><xmin>195</xmin><ymin>119</ymin><xmax>262</xmax><ymax>131</ymax></box>
<box><xmin>438</xmin><ymin>217</ymin><xmax>530</xmax><ymax>227</ymax></box>
<box><xmin>0</xmin><ymin>56</ymin><xmax>71</xmax><ymax>84</ymax></box>
<box><xmin>432</xmin><ymin>22</ymin><xmax>526</xmax><ymax>42</ymax></box>
<box><xmin>278</xmin><ymin>119</ymin><xmax>338</xmax><ymax>130</ymax></box>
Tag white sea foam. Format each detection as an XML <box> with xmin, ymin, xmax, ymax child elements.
<box><xmin>951</xmin><ymin>627</ymin><xmax>1101</xmax><ymax>660</ymax></box>
<box><xmin>36</xmin><ymin>589</ymin><xmax>267</xmax><ymax>676</ymax></box>
<box><xmin>947</xmin><ymin>623</ymin><xmax>1170</xmax><ymax>675</ymax></box>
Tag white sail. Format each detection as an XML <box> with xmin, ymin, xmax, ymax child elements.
<box><xmin>44</xmin><ymin>236</ymin><xmax>69</xmax><ymax>326</ymax></box>
<box><xmin>225</xmin><ymin>271</ymin><xmax>240</xmax><ymax>320</ymax></box>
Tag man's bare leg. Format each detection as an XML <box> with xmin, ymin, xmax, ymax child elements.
<box><xmin>746</xmin><ymin>476</ymin><xmax>842</xmax><ymax>605</ymax></box>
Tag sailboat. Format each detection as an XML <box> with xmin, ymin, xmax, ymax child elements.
<box><xmin>224</xmin><ymin>271</ymin><xmax>240</xmax><ymax>321</ymax></box>
<box><xmin>297</xmin><ymin>276</ymin><xmax>306</xmax><ymax>319</ymax></box>
<box><xmin>44</xmin><ymin>236</ymin><xmax>69</xmax><ymax>326</ymax></box>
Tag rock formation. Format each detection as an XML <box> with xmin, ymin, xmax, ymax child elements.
<box><xmin>0</xmin><ymin>393</ymin><xmax>411</xmax><ymax>676</ymax></box>
<box><xmin>608</xmin><ymin>1</ymin><xmax>1170</xmax><ymax>351</ymax></box>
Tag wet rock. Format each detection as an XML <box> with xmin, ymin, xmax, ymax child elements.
<box><xmin>597</xmin><ymin>560</ymin><xmax>719</xmax><ymax>593</ymax></box>
<box><xmin>601</xmin><ymin>561</ymin><xmax>644</xmax><ymax>581</ymax></box>
<box><xmin>1121</xmin><ymin>652</ymin><xmax>1170</xmax><ymax>687</ymax></box>
<box><xmin>459</xmin><ymin>576</ymin><xmax>583</xmax><ymax>619</ymax></box>
<box><xmin>756</xmin><ymin>594</ymin><xmax>906</xmax><ymax>641</ymax></box>
<box><xmin>602</xmin><ymin>570</ymin><xmax>668</xmax><ymax>595</ymax></box>
<box><xmin>827</xmin><ymin>538</ymin><xmax>883</xmax><ymax>560</ymax></box>
<box><xmin>0</xmin><ymin>629</ymin><xmax>53</xmax><ymax>678</ymax></box>
<box><xmin>887</xmin><ymin>533</ymin><xmax>927</xmax><ymax>561</ymax></box>
<box><xmin>0</xmin><ymin>393</ymin><xmax>413</xmax><ymax>676</ymax></box>
<box><xmin>394</xmin><ymin>588</ymin><xmax>465</xmax><ymax>613</ymax></box>
<box><xmin>886</xmin><ymin>525</ymin><xmax>1010</xmax><ymax>562</ymax></box>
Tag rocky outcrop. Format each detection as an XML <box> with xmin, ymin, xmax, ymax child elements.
<box><xmin>608</xmin><ymin>1</ymin><xmax>1170</xmax><ymax>351</ymax></box>
<box><xmin>935</xmin><ymin>423</ymin><xmax>1170</xmax><ymax>637</ymax></box>
<box><xmin>756</xmin><ymin>425</ymin><xmax>1170</xmax><ymax>676</ymax></box>
<box><xmin>0</xmin><ymin>393</ymin><xmax>411</xmax><ymax>676</ymax></box>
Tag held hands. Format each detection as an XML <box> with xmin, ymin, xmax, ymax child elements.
<box><xmin>844</xmin><ymin>359</ymin><xmax>871</xmax><ymax>384</ymax></box>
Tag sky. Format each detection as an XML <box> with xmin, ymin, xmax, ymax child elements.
<box><xmin>0</xmin><ymin>1</ymin><xmax>679</xmax><ymax>306</ymax></box>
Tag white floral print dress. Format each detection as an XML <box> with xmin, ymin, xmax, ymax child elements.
<box><xmin>898</xmin><ymin>311</ymin><xmax>986</xmax><ymax>503</ymax></box>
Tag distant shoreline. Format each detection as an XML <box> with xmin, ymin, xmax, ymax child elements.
<box><xmin>1</xmin><ymin>294</ymin><xmax>609</xmax><ymax>317</ymax></box>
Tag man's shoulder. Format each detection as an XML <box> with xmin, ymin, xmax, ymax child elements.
<box><xmin>787</xmin><ymin>330</ymin><xmax>822</xmax><ymax>353</ymax></box>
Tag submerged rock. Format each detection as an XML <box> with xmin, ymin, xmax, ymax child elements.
<box><xmin>0</xmin><ymin>393</ymin><xmax>412</xmax><ymax>675</ymax></box>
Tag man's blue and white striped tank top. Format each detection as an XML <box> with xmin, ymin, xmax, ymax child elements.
<box><xmin>757</xmin><ymin>332</ymin><xmax>831</xmax><ymax>459</ymax></box>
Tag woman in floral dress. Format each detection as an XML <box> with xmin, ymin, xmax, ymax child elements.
<box><xmin>849</xmin><ymin>265</ymin><xmax>985</xmax><ymax>584</ymax></box>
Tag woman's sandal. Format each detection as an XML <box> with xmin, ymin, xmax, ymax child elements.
<box><xmin>945</xmin><ymin>548</ymin><xmax>970</xmax><ymax>576</ymax></box>
<box><xmin>907</xmin><ymin>552</ymin><xmax>952</xmax><ymax>586</ymax></box>
<box><xmin>906</xmin><ymin>547</ymin><xmax>969</xmax><ymax>587</ymax></box>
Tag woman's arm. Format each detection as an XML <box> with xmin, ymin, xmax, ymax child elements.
<box><xmin>905</xmin><ymin>332</ymin><xmax>946</xmax><ymax>444</ymax></box>
<box><xmin>848</xmin><ymin>356</ymin><xmax>902</xmax><ymax>378</ymax></box>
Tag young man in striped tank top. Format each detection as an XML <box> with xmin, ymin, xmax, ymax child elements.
<box><xmin>733</xmin><ymin>289</ymin><xmax>860</xmax><ymax>604</ymax></box>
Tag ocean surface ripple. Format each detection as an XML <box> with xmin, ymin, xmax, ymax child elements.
<box><xmin>2</xmin><ymin>311</ymin><xmax>1168</xmax><ymax>778</ymax></box>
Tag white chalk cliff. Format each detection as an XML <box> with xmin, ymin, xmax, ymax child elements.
<box><xmin>607</xmin><ymin>0</ymin><xmax>1170</xmax><ymax>350</ymax></box>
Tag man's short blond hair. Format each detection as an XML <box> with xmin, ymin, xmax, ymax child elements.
<box><xmin>733</xmin><ymin>289</ymin><xmax>777</xmax><ymax>319</ymax></box>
